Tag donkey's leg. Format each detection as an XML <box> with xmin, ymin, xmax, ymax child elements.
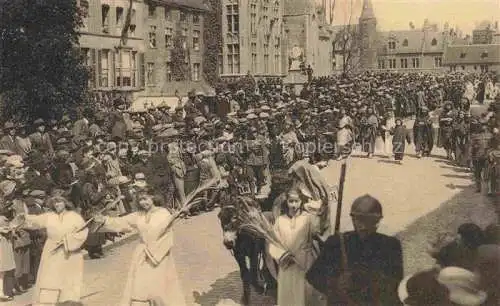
<box><xmin>235</xmin><ymin>243</ymin><xmax>251</xmax><ymax>305</ymax></box>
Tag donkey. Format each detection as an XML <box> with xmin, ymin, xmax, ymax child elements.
<box><xmin>217</xmin><ymin>196</ymin><xmax>275</xmax><ymax>305</ymax></box>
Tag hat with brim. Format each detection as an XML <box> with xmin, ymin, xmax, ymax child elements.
<box><xmin>259</xmin><ymin>112</ymin><xmax>269</xmax><ymax>119</ymax></box>
<box><xmin>5</xmin><ymin>155</ymin><xmax>24</xmax><ymax>168</ymax></box>
<box><xmin>398</xmin><ymin>270</ymin><xmax>446</xmax><ymax>305</ymax></box>
<box><xmin>56</xmin><ymin>138</ymin><xmax>70</xmax><ymax>145</ymax></box>
<box><xmin>108</xmin><ymin>176</ymin><xmax>131</xmax><ymax>186</ymax></box>
<box><xmin>3</xmin><ymin>122</ymin><xmax>15</xmax><ymax>130</ymax></box>
<box><xmin>33</xmin><ymin>118</ymin><xmax>45</xmax><ymax>126</ymax></box>
<box><xmin>29</xmin><ymin>190</ymin><xmax>46</xmax><ymax>198</ymax></box>
<box><xmin>194</xmin><ymin>116</ymin><xmax>207</xmax><ymax>125</ymax></box>
<box><xmin>437</xmin><ymin>267</ymin><xmax>487</xmax><ymax>306</ymax></box>
<box><xmin>0</xmin><ymin>150</ymin><xmax>14</xmax><ymax>156</ymax></box>
<box><xmin>247</xmin><ymin>113</ymin><xmax>258</xmax><ymax>120</ymax></box>
<box><xmin>152</xmin><ymin>124</ymin><xmax>165</xmax><ymax>133</ymax></box>
<box><xmin>158</xmin><ymin>128</ymin><xmax>179</xmax><ymax>138</ymax></box>
<box><xmin>132</xmin><ymin>180</ymin><xmax>148</xmax><ymax>188</ymax></box>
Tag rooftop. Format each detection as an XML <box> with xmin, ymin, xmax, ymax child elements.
<box><xmin>378</xmin><ymin>29</ymin><xmax>447</xmax><ymax>54</ymax></box>
<box><xmin>150</xmin><ymin>0</ymin><xmax>210</xmax><ymax>12</ymax></box>
<box><xmin>443</xmin><ymin>44</ymin><xmax>500</xmax><ymax>65</ymax></box>
<box><xmin>359</xmin><ymin>0</ymin><xmax>375</xmax><ymax>21</ymax></box>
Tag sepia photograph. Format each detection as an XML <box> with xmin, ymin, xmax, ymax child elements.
<box><xmin>0</xmin><ymin>0</ymin><xmax>499</xmax><ymax>305</ymax></box>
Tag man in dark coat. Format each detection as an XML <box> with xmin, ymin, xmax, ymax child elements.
<box><xmin>470</xmin><ymin>119</ymin><xmax>493</xmax><ymax>192</ymax></box>
<box><xmin>79</xmin><ymin>159</ymin><xmax>107</xmax><ymax>259</ymax></box>
<box><xmin>413</xmin><ymin>107</ymin><xmax>434</xmax><ymax>158</ymax></box>
<box><xmin>0</xmin><ymin>122</ymin><xmax>20</xmax><ymax>154</ymax></box>
<box><xmin>29</xmin><ymin>119</ymin><xmax>54</xmax><ymax>156</ymax></box>
<box><xmin>306</xmin><ymin>195</ymin><xmax>403</xmax><ymax>306</ymax></box>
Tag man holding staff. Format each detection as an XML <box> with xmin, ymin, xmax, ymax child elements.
<box><xmin>306</xmin><ymin>194</ymin><xmax>404</xmax><ymax>305</ymax></box>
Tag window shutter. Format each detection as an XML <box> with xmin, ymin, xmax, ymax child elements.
<box><xmin>97</xmin><ymin>49</ymin><xmax>102</xmax><ymax>87</ymax></box>
<box><xmin>90</xmin><ymin>49</ymin><xmax>97</xmax><ymax>88</ymax></box>
<box><xmin>112</xmin><ymin>49</ymin><xmax>118</xmax><ymax>87</ymax></box>
<box><xmin>139</xmin><ymin>53</ymin><xmax>145</xmax><ymax>88</ymax></box>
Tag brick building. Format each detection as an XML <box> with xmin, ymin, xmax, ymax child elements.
<box><xmin>220</xmin><ymin>0</ymin><xmax>284</xmax><ymax>77</ymax></box>
<box><xmin>282</xmin><ymin>0</ymin><xmax>334</xmax><ymax>77</ymax></box>
<box><xmin>332</xmin><ymin>0</ymin><xmax>471</xmax><ymax>74</ymax></box>
<box><xmin>77</xmin><ymin>0</ymin><xmax>211</xmax><ymax>109</ymax></box>
<box><xmin>140</xmin><ymin>0</ymin><xmax>211</xmax><ymax>102</ymax></box>
<box><xmin>443</xmin><ymin>44</ymin><xmax>500</xmax><ymax>76</ymax></box>
<box><xmin>78</xmin><ymin>0</ymin><xmax>146</xmax><ymax>102</ymax></box>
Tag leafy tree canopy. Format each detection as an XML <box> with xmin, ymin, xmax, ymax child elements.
<box><xmin>0</xmin><ymin>0</ymin><xmax>89</xmax><ymax>122</ymax></box>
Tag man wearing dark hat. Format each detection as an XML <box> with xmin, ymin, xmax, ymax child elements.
<box><xmin>23</xmin><ymin>152</ymin><xmax>54</xmax><ymax>193</ymax></box>
<box><xmin>23</xmin><ymin>190</ymin><xmax>47</xmax><ymax>285</ymax></box>
<box><xmin>78</xmin><ymin>158</ymin><xmax>107</xmax><ymax>259</ymax></box>
<box><xmin>0</xmin><ymin>122</ymin><xmax>20</xmax><ymax>154</ymax></box>
<box><xmin>413</xmin><ymin>107</ymin><xmax>434</xmax><ymax>158</ymax></box>
<box><xmin>307</xmin><ymin>194</ymin><xmax>403</xmax><ymax>306</ymax></box>
<box><xmin>29</xmin><ymin>119</ymin><xmax>54</xmax><ymax>156</ymax></box>
<box><xmin>15</xmin><ymin>123</ymin><xmax>32</xmax><ymax>159</ymax></box>
<box><xmin>72</xmin><ymin>112</ymin><xmax>89</xmax><ymax>137</ymax></box>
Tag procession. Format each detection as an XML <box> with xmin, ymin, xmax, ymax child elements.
<box><xmin>1</xmin><ymin>0</ymin><xmax>500</xmax><ymax>305</ymax></box>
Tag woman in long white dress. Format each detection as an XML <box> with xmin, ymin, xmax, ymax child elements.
<box><xmin>94</xmin><ymin>189</ymin><xmax>187</xmax><ymax>306</ymax></box>
<box><xmin>268</xmin><ymin>187</ymin><xmax>323</xmax><ymax>306</ymax></box>
<box><xmin>0</xmin><ymin>215</ymin><xmax>16</xmax><ymax>301</ymax></box>
<box><xmin>19</xmin><ymin>195</ymin><xmax>88</xmax><ymax>305</ymax></box>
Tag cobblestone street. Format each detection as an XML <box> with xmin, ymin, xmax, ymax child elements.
<box><xmin>6</xmin><ymin>144</ymin><xmax>498</xmax><ymax>306</ymax></box>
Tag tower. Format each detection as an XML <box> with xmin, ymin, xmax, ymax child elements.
<box><xmin>358</xmin><ymin>0</ymin><xmax>377</xmax><ymax>70</ymax></box>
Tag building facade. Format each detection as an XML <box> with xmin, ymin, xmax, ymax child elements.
<box><xmin>282</xmin><ymin>0</ymin><xmax>334</xmax><ymax>77</ymax></box>
<box><xmin>77</xmin><ymin>0</ymin><xmax>211</xmax><ymax>109</ymax></box>
<box><xmin>331</xmin><ymin>0</ymin><xmax>473</xmax><ymax>74</ymax></box>
<box><xmin>141</xmin><ymin>0</ymin><xmax>210</xmax><ymax>98</ymax></box>
<box><xmin>375</xmin><ymin>25</ymin><xmax>449</xmax><ymax>73</ymax></box>
<box><xmin>220</xmin><ymin>0</ymin><xmax>284</xmax><ymax>77</ymax></box>
<box><xmin>443</xmin><ymin>44</ymin><xmax>500</xmax><ymax>76</ymax></box>
<box><xmin>472</xmin><ymin>21</ymin><xmax>498</xmax><ymax>44</ymax></box>
<box><xmin>78</xmin><ymin>0</ymin><xmax>146</xmax><ymax>102</ymax></box>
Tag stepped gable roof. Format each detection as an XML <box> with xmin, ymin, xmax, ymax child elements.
<box><xmin>443</xmin><ymin>44</ymin><xmax>500</xmax><ymax>65</ymax></box>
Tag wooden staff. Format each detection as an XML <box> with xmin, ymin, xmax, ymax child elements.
<box><xmin>334</xmin><ymin>160</ymin><xmax>347</xmax><ymax>234</ymax></box>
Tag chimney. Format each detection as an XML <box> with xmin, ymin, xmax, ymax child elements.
<box><xmin>495</xmin><ymin>21</ymin><xmax>498</xmax><ymax>30</ymax></box>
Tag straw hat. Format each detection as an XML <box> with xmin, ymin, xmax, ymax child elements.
<box><xmin>5</xmin><ymin>155</ymin><xmax>24</xmax><ymax>168</ymax></box>
<box><xmin>108</xmin><ymin>176</ymin><xmax>131</xmax><ymax>186</ymax></box>
<box><xmin>437</xmin><ymin>267</ymin><xmax>487</xmax><ymax>306</ymax></box>
<box><xmin>398</xmin><ymin>269</ymin><xmax>450</xmax><ymax>305</ymax></box>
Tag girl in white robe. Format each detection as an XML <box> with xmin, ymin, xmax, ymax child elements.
<box><xmin>268</xmin><ymin>187</ymin><xmax>324</xmax><ymax>306</ymax></box>
<box><xmin>20</xmin><ymin>196</ymin><xmax>88</xmax><ymax>305</ymax></box>
<box><xmin>94</xmin><ymin>190</ymin><xmax>186</xmax><ymax>306</ymax></box>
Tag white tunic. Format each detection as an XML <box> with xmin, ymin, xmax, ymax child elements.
<box><xmin>101</xmin><ymin>207</ymin><xmax>186</xmax><ymax>306</ymax></box>
<box><xmin>24</xmin><ymin>211</ymin><xmax>88</xmax><ymax>305</ymax></box>
<box><xmin>268</xmin><ymin>213</ymin><xmax>323</xmax><ymax>306</ymax></box>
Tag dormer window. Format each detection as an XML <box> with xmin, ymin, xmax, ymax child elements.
<box><xmin>460</xmin><ymin>52</ymin><xmax>466</xmax><ymax>58</ymax></box>
<box><xmin>402</xmin><ymin>39</ymin><xmax>408</xmax><ymax>47</ymax></box>
<box><xmin>388</xmin><ymin>41</ymin><xmax>396</xmax><ymax>49</ymax></box>
<box><xmin>431</xmin><ymin>38</ymin><xmax>437</xmax><ymax>46</ymax></box>
<box><xmin>481</xmin><ymin>51</ymin><xmax>488</xmax><ymax>58</ymax></box>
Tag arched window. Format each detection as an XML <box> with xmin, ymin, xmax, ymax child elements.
<box><xmin>431</xmin><ymin>38</ymin><xmax>437</xmax><ymax>46</ymax></box>
<box><xmin>402</xmin><ymin>39</ymin><xmax>408</xmax><ymax>47</ymax></box>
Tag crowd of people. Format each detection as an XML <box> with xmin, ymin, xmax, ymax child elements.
<box><xmin>0</xmin><ymin>70</ymin><xmax>498</xmax><ymax>304</ymax></box>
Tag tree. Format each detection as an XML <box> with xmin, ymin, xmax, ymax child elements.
<box><xmin>170</xmin><ymin>27</ymin><xmax>189</xmax><ymax>81</ymax></box>
<box><xmin>203</xmin><ymin>0</ymin><xmax>222</xmax><ymax>85</ymax></box>
<box><xmin>332</xmin><ymin>25</ymin><xmax>362</xmax><ymax>77</ymax></box>
<box><xmin>0</xmin><ymin>0</ymin><xmax>89</xmax><ymax>121</ymax></box>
